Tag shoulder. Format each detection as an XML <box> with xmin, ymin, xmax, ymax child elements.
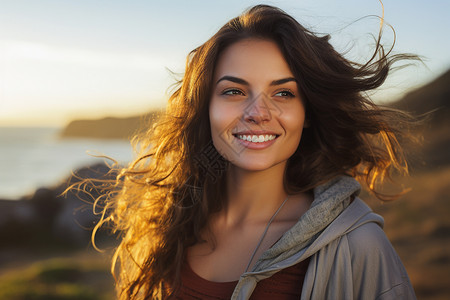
<box><xmin>344</xmin><ymin>221</ymin><xmax>403</xmax><ymax>279</ymax></box>
<box><xmin>346</xmin><ymin>220</ymin><xmax>391</xmax><ymax>257</ymax></box>
<box><xmin>343</xmin><ymin>219</ymin><xmax>416</xmax><ymax>299</ymax></box>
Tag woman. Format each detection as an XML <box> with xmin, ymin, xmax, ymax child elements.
<box><xmin>95</xmin><ymin>5</ymin><xmax>417</xmax><ymax>299</ymax></box>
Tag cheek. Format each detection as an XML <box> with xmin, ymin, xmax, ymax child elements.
<box><xmin>209</xmin><ymin>108</ymin><xmax>232</xmax><ymax>162</ymax></box>
<box><xmin>209</xmin><ymin>100</ymin><xmax>232</xmax><ymax>146</ymax></box>
<box><xmin>209</xmin><ymin>100</ymin><xmax>241</xmax><ymax>137</ymax></box>
<box><xmin>209</xmin><ymin>101</ymin><xmax>224</xmax><ymax>138</ymax></box>
<box><xmin>283</xmin><ymin>107</ymin><xmax>306</xmax><ymax>146</ymax></box>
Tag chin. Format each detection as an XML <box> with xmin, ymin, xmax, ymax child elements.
<box><xmin>229</xmin><ymin>159</ymin><xmax>285</xmax><ymax>173</ymax></box>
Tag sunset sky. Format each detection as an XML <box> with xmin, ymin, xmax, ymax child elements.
<box><xmin>1</xmin><ymin>0</ymin><xmax>449</xmax><ymax>127</ymax></box>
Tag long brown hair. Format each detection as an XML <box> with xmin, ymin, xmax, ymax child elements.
<box><xmin>87</xmin><ymin>5</ymin><xmax>418</xmax><ymax>298</ymax></box>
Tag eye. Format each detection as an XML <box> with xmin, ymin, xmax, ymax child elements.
<box><xmin>274</xmin><ymin>90</ymin><xmax>295</xmax><ymax>98</ymax></box>
<box><xmin>222</xmin><ymin>88</ymin><xmax>245</xmax><ymax>96</ymax></box>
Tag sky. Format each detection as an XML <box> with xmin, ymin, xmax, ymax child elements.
<box><xmin>1</xmin><ymin>0</ymin><xmax>449</xmax><ymax>127</ymax></box>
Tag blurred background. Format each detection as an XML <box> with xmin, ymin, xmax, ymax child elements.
<box><xmin>0</xmin><ymin>0</ymin><xmax>449</xmax><ymax>299</ymax></box>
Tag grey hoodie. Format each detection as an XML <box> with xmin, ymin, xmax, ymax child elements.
<box><xmin>231</xmin><ymin>176</ymin><xmax>416</xmax><ymax>299</ymax></box>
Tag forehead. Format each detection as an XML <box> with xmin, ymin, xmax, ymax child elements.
<box><xmin>214</xmin><ymin>38</ymin><xmax>294</xmax><ymax>82</ymax></box>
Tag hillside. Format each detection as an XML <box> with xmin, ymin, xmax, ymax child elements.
<box><xmin>60</xmin><ymin>111</ymin><xmax>160</xmax><ymax>140</ymax></box>
<box><xmin>375</xmin><ymin>68</ymin><xmax>450</xmax><ymax>298</ymax></box>
<box><xmin>389</xmin><ymin>69</ymin><xmax>450</xmax><ymax>170</ymax></box>
<box><xmin>364</xmin><ymin>167</ymin><xmax>450</xmax><ymax>299</ymax></box>
<box><xmin>390</xmin><ymin>69</ymin><xmax>450</xmax><ymax>123</ymax></box>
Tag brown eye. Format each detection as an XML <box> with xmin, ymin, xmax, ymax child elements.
<box><xmin>274</xmin><ymin>90</ymin><xmax>295</xmax><ymax>98</ymax></box>
<box><xmin>222</xmin><ymin>89</ymin><xmax>245</xmax><ymax>96</ymax></box>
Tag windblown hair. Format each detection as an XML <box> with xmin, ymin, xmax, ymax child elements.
<box><xmin>89</xmin><ymin>5</ymin><xmax>418</xmax><ymax>299</ymax></box>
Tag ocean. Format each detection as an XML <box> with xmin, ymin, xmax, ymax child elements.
<box><xmin>0</xmin><ymin>127</ymin><xmax>133</xmax><ymax>199</ymax></box>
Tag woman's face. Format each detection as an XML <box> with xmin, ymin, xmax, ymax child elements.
<box><xmin>209</xmin><ymin>38</ymin><xmax>306</xmax><ymax>172</ymax></box>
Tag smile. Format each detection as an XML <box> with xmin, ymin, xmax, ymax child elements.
<box><xmin>237</xmin><ymin>134</ymin><xmax>277</xmax><ymax>143</ymax></box>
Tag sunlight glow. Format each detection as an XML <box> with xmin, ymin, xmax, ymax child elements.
<box><xmin>2</xmin><ymin>40</ymin><xmax>166</xmax><ymax>70</ymax></box>
<box><xmin>0</xmin><ymin>0</ymin><xmax>448</xmax><ymax>127</ymax></box>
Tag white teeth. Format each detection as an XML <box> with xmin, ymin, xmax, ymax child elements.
<box><xmin>237</xmin><ymin>134</ymin><xmax>277</xmax><ymax>143</ymax></box>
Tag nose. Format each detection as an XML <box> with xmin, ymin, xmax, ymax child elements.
<box><xmin>244</xmin><ymin>93</ymin><xmax>272</xmax><ymax>124</ymax></box>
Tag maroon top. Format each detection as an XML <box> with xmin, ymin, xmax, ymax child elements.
<box><xmin>175</xmin><ymin>258</ymin><xmax>310</xmax><ymax>299</ymax></box>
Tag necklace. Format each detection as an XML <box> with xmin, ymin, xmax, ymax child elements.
<box><xmin>244</xmin><ymin>196</ymin><xmax>289</xmax><ymax>272</ymax></box>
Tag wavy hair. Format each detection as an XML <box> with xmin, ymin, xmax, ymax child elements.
<box><xmin>87</xmin><ymin>5</ymin><xmax>418</xmax><ymax>298</ymax></box>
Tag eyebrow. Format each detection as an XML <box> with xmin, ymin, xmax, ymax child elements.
<box><xmin>270</xmin><ymin>77</ymin><xmax>297</xmax><ymax>86</ymax></box>
<box><xmin>216</xmin><ymin>75</ymin><xmax>297</xmax><ymax>86</ymax></box>
<box><xmin>216</xmin><ymin>76</ymin><xmax>249</xmax><ymax>85</ymax></box>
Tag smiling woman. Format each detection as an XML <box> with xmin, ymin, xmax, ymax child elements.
<box><xmin>85</xmin><ymin>4</ymin><xmax>418</xmax><ymax>299</ymax></box>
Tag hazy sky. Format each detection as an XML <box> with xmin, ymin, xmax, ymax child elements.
<box><xmin>1</xmin><ymin>0</ymin><xmax>449</xmax><ymax>127</ymax></box>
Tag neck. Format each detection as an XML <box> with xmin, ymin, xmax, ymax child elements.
<box><xmin>222</xmin><ymin>162</ymin><xmax>288</xmax><ymax>225</ymax></box>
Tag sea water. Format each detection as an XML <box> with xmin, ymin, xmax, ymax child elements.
<box><xmin>0</xmin><ymin>127</ymin><xmax>133</xmax><ymax>199</ymax></box>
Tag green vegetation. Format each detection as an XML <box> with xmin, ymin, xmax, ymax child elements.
<box><xmin>0</xmin><ymin>257</ymin><xmax>114</xmax><ymax>300</ymax></box>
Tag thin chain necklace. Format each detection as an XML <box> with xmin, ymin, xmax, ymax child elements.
<box><xmin>244</xmin><ymin>196</ymin><xmax>289</xmax><ymax>272</ymax></box>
